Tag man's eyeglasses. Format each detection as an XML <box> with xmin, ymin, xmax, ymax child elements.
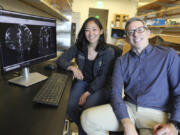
<box><xmin>126</xmin><ymin>26</ymin><xmax>147</xmax><ymax>36</ymax></box>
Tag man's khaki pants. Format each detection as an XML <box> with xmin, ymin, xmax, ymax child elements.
<box><xmin>81</xmin><ymin>102</ymin><xmax>168</xmax><ymax>135</ymax></box>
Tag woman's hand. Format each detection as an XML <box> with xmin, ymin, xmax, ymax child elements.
<box><xmin>79</xmin><ymin>91</ymin><xmax>91</xmax><ymax>106</ymax></box>
<box><xmin>67</xmin><ymin>66</ymin><xmax>84</xmax><ymax>80</ymax></box>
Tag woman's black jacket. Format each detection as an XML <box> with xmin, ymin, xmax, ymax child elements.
<box><xmin>57</xmin><ymin>44</ymin><xmax>115</xmax><ymax>94</ymax></box>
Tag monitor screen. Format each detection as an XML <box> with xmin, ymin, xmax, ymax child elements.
<box><xmin>111</xmin><ymin>28</ymin><xmax>125</xmax><ymax>39</ymax></box>
<box><xmin>0</xmin><ymin>9</ymin><xmax>57</xmax><ymax>72</ymax></box>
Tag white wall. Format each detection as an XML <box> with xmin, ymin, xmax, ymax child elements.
<box><xmin>72</xmin><ymin>0</ymin><xmax>138</xmax><ymax>44</ymax></box>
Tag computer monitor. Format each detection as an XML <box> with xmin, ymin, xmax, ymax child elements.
<box><xmin>111</xmin><ymin>28</ymin><xmax>125</xmax><ymax>39</ymax></box>
<box><xmin>0</xmin><ymin>10</ymin><xmax>57</xmax><ymax>87</ymax></box>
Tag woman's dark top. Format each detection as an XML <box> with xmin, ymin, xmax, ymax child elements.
<box><xmin>83</xmin><ymin>58</ymin><xmax>94</xmax><ymax>82</ymax></box>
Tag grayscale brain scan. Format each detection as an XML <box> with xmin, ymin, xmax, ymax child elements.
<box><xmin>39</xmin><ymin>26</ymin><xmax>54</xmax><ymax>55</ymax></box>
<box><xmin>0</xmin><ymin>9</ymin><xmax>56</xmax><ymax>72</ymax></box>
<box><xmin>5</xmin><ymin>24</ymin><xmax>32</xmax><ymax>61</ymax></box>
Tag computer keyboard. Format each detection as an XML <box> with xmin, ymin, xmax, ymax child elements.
<box><xmin>33</xmin><ymin>73</ymin><xmax>68</xmax><ymax>106</ymax></box>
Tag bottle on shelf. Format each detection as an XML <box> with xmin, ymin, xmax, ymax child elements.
<box><xmin>116</xmin><ymin>15</ymin><xmax>120</xmax><ymax>27</ymax></box>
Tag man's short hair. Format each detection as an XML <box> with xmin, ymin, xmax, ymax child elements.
<box><xmin>125</xmin><ymin>17</ymin><xmax>147</xmax><ymax>31</ymax></box>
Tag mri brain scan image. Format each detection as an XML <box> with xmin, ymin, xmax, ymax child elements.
<box><xmin>38</xmin><ymin>26</ymin><xmax>54</xmax><ymax>55</ymax></box>
<box><xmin>0</xmin><ymin>10</ymin><xmax>56</xmax><ymax>72</ymax></box>
<box><xmin>5</xmin><ymin>24</ymin><xmax>32</xmax><ymax>61</ymax></box>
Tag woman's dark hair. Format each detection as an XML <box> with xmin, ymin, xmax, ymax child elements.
<box><xmin>75</xmin><ymin>17</ymin><xmax>107</xmax><ymax>53</ymax></box>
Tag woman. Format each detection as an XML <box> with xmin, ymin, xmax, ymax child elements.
<box><xmin>57</xmin><ymin>17</ymin><xmax>114</xmax><ymax>135</ymax></box>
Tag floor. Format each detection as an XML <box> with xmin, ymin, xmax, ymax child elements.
<box><xmin>70</xmin><ymin>122</ymin><xmax>78</xmax><ymax>135</ymax></box>
<box><xmin>63</xmin><ymin>121</ymin><xmax>78</xmax><ymax>135</ymax></box>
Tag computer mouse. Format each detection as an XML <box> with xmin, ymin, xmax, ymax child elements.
<box><xmin>44</xmin><ymin>64</ymin><xmax>56</xmax><ymax>70</ymax></box>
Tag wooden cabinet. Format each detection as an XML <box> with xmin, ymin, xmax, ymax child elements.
<box><xmin>137</xmin><ymin>0</ymin><xmax>180</xmax><ymax>55</ymax></box>
<box><xmin>113</xmin><ymin>14</ymin><xmax>129</xmax><ymax>29</ymax></box>
<box><xmin>19</xmin><ymin>0</ymin><xmax>73</xmax><ymax>21</ymax></box>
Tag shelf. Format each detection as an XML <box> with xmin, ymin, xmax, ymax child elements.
<box><xmin>151</xmin><ymin>33</ymin><xmax>180</xmax><ymax>44</ymax></box>
<box><xmin>138</xmin><ymin>0</ymin><xmax>180</xmax><ymax>55</ymax></box>
<box><xmin>140</xmin><ymin>5</ymin><xmax>180</xmax><ymax>19</ymax></box>
<box><xmin>19</xmin><ymin>0</ymin><xmax>69</xmax><ymax>21</ymax></box>
<box><xmin>150</xmin><ymin>34</ymin><xmax>180</xmax><ymax>55</ymax></box>
<box><xmin>137</xmin><ymin>0</ymin><xmax>179</xmax><ymax>16</ymax></box>
<box><xmin>148</xmin><ymin>25</ymin><xmax>180</xmax><ymax>35</ymax></box>
<box><xmin>46</xmin><ymin>0</ymin><xmax>72</xmax><ymax>11</ymax></box>
<box><xmin>149</xmin><ymin>25</ymin><xmax>180</xmax><ymax>28</ymax></box>
<box><xmin>112</xmin><ymin>27</ymin><xmax>124</xmax><ymax>30</ymax></box>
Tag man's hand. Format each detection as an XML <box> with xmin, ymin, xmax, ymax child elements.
<box><xmin>153</xmin><ymin>123</ymin><xmax>178</xmax><ymax>135</ymax></box>
<box><xmin>67</xmin><ymin>66</ymin><xmax>84</xmax><ymax>80</ymax></box>
<box><xmin>79</xmin><ymin>91</ymin><xmax>91</xmax><ymax>106</ymax></box>
<box><xmin>121</xmin><ymin>118</ymin><xmax>138</xmax><ymax>135</ymax></box>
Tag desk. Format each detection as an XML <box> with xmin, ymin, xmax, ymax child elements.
<box><xmin>0</xmin><ymin>60</ymin><xmax>73</xmax><ymax>135</ymax></box>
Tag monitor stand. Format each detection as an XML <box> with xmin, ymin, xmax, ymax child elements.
<box><xmin>8</xmin><ymin>67</ymin><xmax>48</xmax><ymax>87</ymax></box>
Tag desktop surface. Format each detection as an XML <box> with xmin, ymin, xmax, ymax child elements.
<box><xmin>0</xmin><ymin>60</ymin><xmax>72</xmax><ymax>135</ymax></box>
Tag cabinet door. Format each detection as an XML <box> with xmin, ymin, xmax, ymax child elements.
<box><xmin>113</xmin><ymin>14</ymin><xmax>129</xmax><ymax>29</ymax></box>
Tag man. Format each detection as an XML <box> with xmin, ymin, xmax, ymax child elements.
<box><xmin>81</xmin><ymin>17</ymin><xmax>180</xmax><ymax>135</ymax></box>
